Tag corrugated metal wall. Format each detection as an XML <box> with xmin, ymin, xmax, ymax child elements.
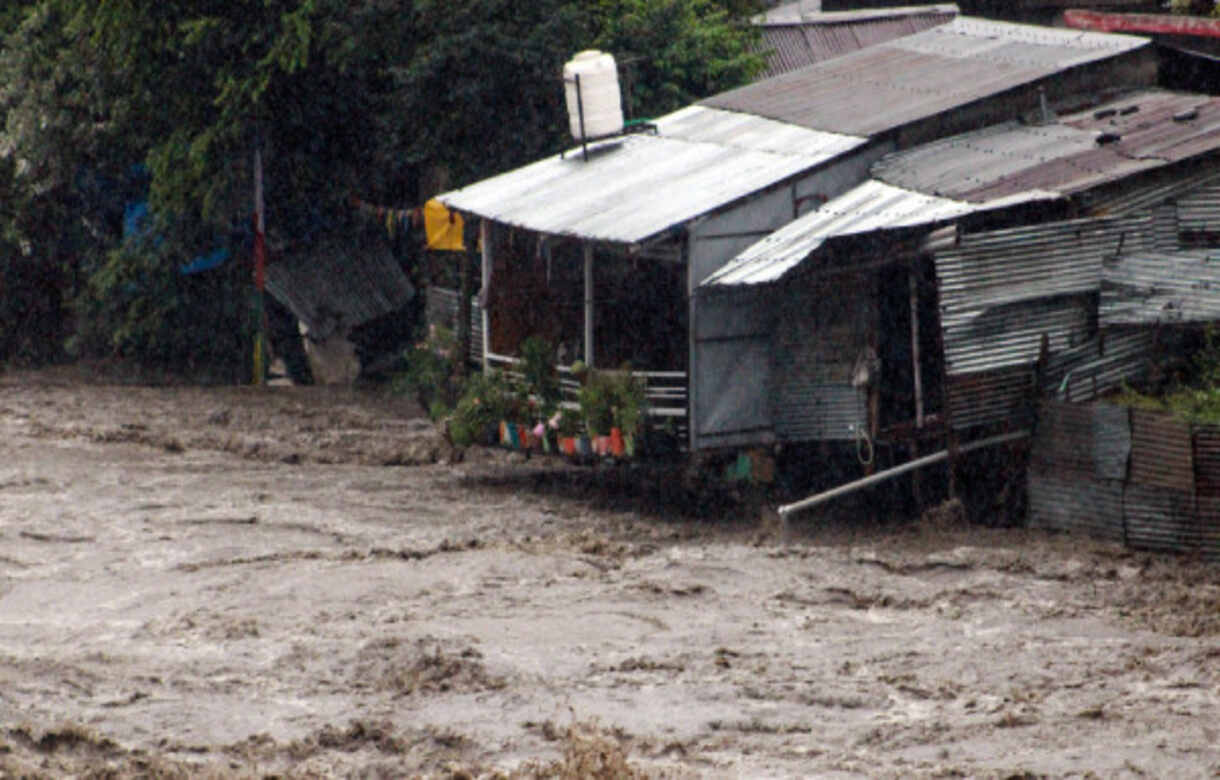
<box><xmin>771</xmin><ymin>274</ymin><xmax>874</xmax><ymax>441</ymax></box>
<box><xmin>1176</xmin><ymin>177</ymin><xmax>1220</xmax><ymax>235</ymax></box>
<box><xmin>933</xmin><ymin>215</ymin><xmax>1151</xmax><ymax>429</ymax></box>
<box><xmin>1028</xmin><ymin>400</ymin><xmax>1220</xmax><ymax>559</ymax></box>
<box><xmin>1038</xmin><ymin>329</ymin><xmax>1155</xmax><ymax>403</ymax></box>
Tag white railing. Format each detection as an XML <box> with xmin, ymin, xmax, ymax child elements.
<box><xmin>484</xmin><ymin>351</ymin><xmax>688</xmax><ymax>427</ymax></box>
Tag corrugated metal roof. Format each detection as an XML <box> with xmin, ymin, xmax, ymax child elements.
<box><xmin>751</xmin><ymin>5</ymin><xmax>959</xmax><ymax>79</ymax></box>
<box><xmin>265</xmin><ymin>237</ymin><xmax>414</xmax><ymax>337</ymax></box>
<box><xmin>1100</xmin><ymin>249</ymin><xmax>1220</xmax><ymax>326</ymax></box>
<box><xmin>704</xmin><ymin>16</ymin><xmax>1148</xmax><ymax>137</ymax></box>
<box><xmin>702</xmin><ymin>180</ymin><xmax>1054</xmax><ymax>287</ymax></box>
<box><xmin>436</xmin><ymin>106</ymin><xmax>865</xmax><ymax>245</ymax></box>
<box><xmin>872</xmin><ymin>90</ymin><xmax>1220</xmax><ymax>202</ymax></box>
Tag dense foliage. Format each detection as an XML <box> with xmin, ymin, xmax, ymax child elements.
<box><xmin>0</xmin><ymin>0</ymin><xmax>762</xmax><ymax>373</ymax></box>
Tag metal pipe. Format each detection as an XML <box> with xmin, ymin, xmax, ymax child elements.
<box><xmin>777</xmin><ymin>429</ymin><xmax>1030</xmax><ymax>518</ymax></box>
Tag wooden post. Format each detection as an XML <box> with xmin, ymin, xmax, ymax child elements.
<box><xmin>480</xmin><ymin>219</ymin><xmax>491</xmax><ymax>371</ymax></box>
<box><xmin>456</xmin><ymin>226</ymin><xmax>472</xmax><ymax>378</ymax></box>
<box><xmin>909</xmin><ymin>266</ymin><xmax>924</xmax><ymax>511</ymax></box>
<box><xmin>252</xmin><ymin>144</ymin><xmax>266</xmax><ymax>386</ymax></box>
<box><xmin>909</xmin><ymin>267</ymin><xmax>924</xmax><ymax>428</ymax></box>
<box><xmin>584</xmin><ymin>242</ymin><xmax>594</xmax><ymax>367</ymax></box>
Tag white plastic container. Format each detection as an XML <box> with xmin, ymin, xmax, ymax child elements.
<box><xmin>563</xmin><ymin>50</ymin><xmax>623</xmax><ymax>141</ymax></box>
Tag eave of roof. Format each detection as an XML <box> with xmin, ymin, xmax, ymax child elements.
<box><xmin>701</xmin><ymin>180</ymin><xmax>1057</xmax><ymax>287</ymax></box>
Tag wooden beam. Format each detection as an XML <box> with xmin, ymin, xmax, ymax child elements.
<box><xmin>584</xmin><ymin>242</ymin><xmax>594</xmax><ymax>368</ymax></box>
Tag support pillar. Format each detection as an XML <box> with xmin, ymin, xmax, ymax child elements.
<box><xmin>584</xmin><ymin>242</ymin><xmax>594</xmax><ymax>367</ymax></box>
<box><xmin>480</xmin><ymin>219</ymin><xmax>491</xmax><ymax>371</ymax></box>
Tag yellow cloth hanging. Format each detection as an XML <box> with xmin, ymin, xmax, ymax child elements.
<box><xmin>424</xmin><ymin>199</ymin><xmax>465</xmax><ymax>251</ymax></box>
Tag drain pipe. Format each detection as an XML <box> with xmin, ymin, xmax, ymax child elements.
<box><xmin>777</xmin><ymin>429</ymin><xmax>1030</xmax><ymax>519</ymax></box>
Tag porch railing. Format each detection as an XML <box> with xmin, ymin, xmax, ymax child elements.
<box><xmin>485</xmin><ymin>351</ymin><xmax>688</xmax><ymax>437</ymax></box>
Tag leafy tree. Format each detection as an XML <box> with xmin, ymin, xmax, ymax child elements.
<box><xmin>1170</xmin><ymin>0</ymin><xmax>1220</xmax><ymax>16</ymax></box>
<box><xmin>0</xmin><ymin>0</ymin><xmax>763</xmax><ymax>372</ymax></box>
<box><xmin>593</xmin><ymin>0</ymin><xmax>763</xmax><ymax>119</ymax></box>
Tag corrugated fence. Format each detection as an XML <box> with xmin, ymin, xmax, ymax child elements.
<box><xmin>1029</xmin><ymin>400</ymin><xmax>1220</xmax><ymax>558</ymax></box>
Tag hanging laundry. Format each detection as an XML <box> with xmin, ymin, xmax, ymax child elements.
<box><xmin>424</xmin><ymin>199</ymin><xmax>465</xmax><ymax>251</ymax></box>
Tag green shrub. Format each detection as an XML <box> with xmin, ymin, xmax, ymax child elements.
<box><xmin>448</xmin><ymin>369</ymin><xmax>528</xmax><ymax>447</ymax></box>
<box><xmin>578</xmin><ymin>366</ymin><xmax>647</xmax><ymax>437</ymax></box>
<box><xmin>520</xmin><ymin>335</ymin><xmax>560</xmax><ymax>415</ymax></box>
<box><xmin>393</xmin><ymin>325</ymin><xmax>458</xmax><ymax>418</ymax></box>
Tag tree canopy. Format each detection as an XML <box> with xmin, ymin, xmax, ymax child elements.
<box><xmin>0</xmin><ymin>0</ymin><xmax>763</xmax><ymax>373</ymax></box>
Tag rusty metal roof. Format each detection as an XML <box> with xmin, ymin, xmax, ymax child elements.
<box><xmin>873</xmin><ymin>90</ymin><xmax>1220</xmax><ymax>202</ymax></box>
<box><xmin>703</xmin><ymin>16</ymin><xmax>1149</xmax><ymax>137</ymax></box>
<box><xmin>436</xmin><ymin>106</ymin><xmax>865</xmax><ymax>245</ymax></box>
<box><xmin>751</xmin><ymin>4</ymin><xmax>959</xmax><ymax>78</ymax></box>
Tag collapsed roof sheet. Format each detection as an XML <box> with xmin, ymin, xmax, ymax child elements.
<box><xmin>701</xmin><ymin>180</ymin><xmax>1054</xmax><ymax>287</ymax></box>
<box><xmin>437</xmin><ymin>106</ymin><xmax>865</xmax><ymax>245</ymax></box>
<box><xmin>872</xmin><ymin>90</ymin><xmax>1220</xmax><ymax>202</ymax></box>
<box><xmin>703</xmin><ymin>16</ymin><xmax>1148</xmax><ymax>137</ymax></box>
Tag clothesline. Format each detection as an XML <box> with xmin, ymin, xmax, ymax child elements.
<box><xmin>351</xmin><ymin>196</ymin><xmax>465</xmax><ymax>251</ymax></box>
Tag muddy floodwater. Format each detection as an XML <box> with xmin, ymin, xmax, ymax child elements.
<box><xmin>1</xmin><ymin>368</ymin><xmax>1218</xmax><ymax>777</ymax></box>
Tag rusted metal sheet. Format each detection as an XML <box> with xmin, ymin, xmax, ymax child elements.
<box><xmin>946</xmin><ymin>365</ymin><xmax>1033</xmax><ymax>431</ymax></box>
<box><xmin>1188</xmin><ymin>496</ymin><xmax>1220</xmax><ymax>559</ymax></box>
<box><xmin>1129</xmin><ymin>408</ymin><xmax>1194</xmax><ymax>493</ymax></box>
<box><xmin>752</xmin><ymin>7</ymin><xmax>958</xmax><ymax>78</ymax></box>
<box><xmin>704</xmin><ymin>17</ymin><xmax>1148</xmax><ymax>138</ymax></box>
<box><xmin>1031</xmin><ymin>402</ymin><xmax>1096</xmax><ymax>472</ymax></box>
<box><xmin>1123</xmin><ymin>483</ymin><xmax>1201</xmax><ymax>555</ymax></box>
<box><xmin>1065</xmin><ymin>9</ymin><xmax>1220</xmax><ymax>39</ymax></box>
<box><xmin>1028</xmin><ymin>466</ymin><xmax>1125</xmax><ymax>542</ymax></box>
<box><xmin>1032</xmin><ymin>401</ymin><xmax>1130</xmax><ymax>481</ymax></box>
<box><xmin>1192</xmin><ymin>424</ymin><xmax>1220</xmax><ymax>497</ymax></box>
<box><xmin>1086</xmin><ymin>164</ymin><xmax>1220</xmax><ymax>218</ymax></box>
<box><xmin>872</xmin><ymin>90</ymin><xmax>1220</xmax><ymax>205</ymax></box>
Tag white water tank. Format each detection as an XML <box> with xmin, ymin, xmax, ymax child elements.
<box><xmin>563</xmin><ymin>50</ymin><xmax>623</xmax><ymax>141</ymax></box>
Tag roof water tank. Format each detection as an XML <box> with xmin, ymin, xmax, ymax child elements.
<box><xmin>563</xmin><ymin>50</ymin><xmax>623</xmax><ymax>141</ymax></box>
